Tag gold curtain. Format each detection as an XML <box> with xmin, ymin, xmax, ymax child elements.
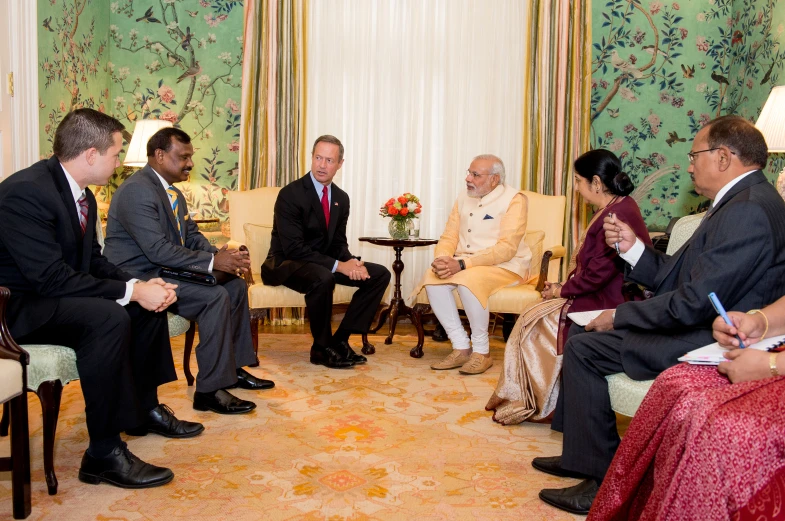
<box><xmin>240</xmin><ymin>0</ymin><xmax>307</xmax><ymax>190</ymax></box>
<box><xmin>520</xmin><ymin>0</ymin><xmax>592</xmax><ymax>278</ymax></box>
<box><xmin>240</xmin><ymin>0</ymin><xmax>307</xmax><ymax>324</ymax></box>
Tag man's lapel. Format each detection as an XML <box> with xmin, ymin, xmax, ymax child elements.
<box><xmin>79</xmin><ymin>188</ymin><xmax>97</xmax><ymax>272</ymax></box>
<box><xmin>327</xmin><ymin>191</ymin><xmax>341</xmax><ymax>243</ymax></box>
<box><xmin>48</xmin><ymin>157</ymin><xmax>83</xmax><ymax>244</ymax></box>
<box><xmin>303</xmin><ymin>174</ymin><xmax>329</xmax><ymax>230</ymax></box>
<box><xmin>141</xmin><ymin>166</ymin><xmax>181</xmax><ymax>239</ymax></box>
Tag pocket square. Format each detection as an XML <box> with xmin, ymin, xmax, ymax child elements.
<box><xmin>483</xmin><ymin>214</ymin><xmax>494</xmax><ymax>220</ymax></box>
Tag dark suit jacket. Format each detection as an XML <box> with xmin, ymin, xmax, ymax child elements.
<box><xmin>261</xmin><ymin>173</ymin><xmax>354</xmax><ymax>285</ymax></box>
<box><xmin>0</xmin><ymin>157</ymin><xmax>131</xmax><ymax>338</ymax></box>
<box><xmin>615</xmin><ymin>171</ymin><xmax>785</xmax><ymax>379</ymax></box>
<box><xmin>103</xmin><ymin>165</ymin><xmax>217</xmax><ymax>278</ymax></box>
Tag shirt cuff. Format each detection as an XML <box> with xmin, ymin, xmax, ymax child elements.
<box><xmin>620</xmin><ymin>238</ymin><xmax>645</xmax><ymax>268</ymax></box>
<box><xmin>209</xmin><ymin>255</ymin><xmax>214</xmax><ymax>272</ymax></box>
<box><xmin>117</xmin><ymin>279</ymin><xmax>139</xmax><ymax>306</ymax></box>
<box><xmin>332</xmin><ymin>260</ymin><xmax>338</xmax><ymax>273</ymax></box>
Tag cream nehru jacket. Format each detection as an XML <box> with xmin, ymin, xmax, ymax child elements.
<box><xmin>434</xmin><ymin>184</ymin><xmax>531</xmax><ymax>280</ymax></box>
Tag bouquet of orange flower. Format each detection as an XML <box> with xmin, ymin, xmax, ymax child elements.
<box><xmin>379</xmin><ymin>193</ymin><xmax>422</xmax><ymax>221</ymax></box>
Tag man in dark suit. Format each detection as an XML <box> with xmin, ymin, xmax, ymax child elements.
<box><xmin>0</xmin><ymin>109</ymin><xmax>203</xmax><ymax>489</ymax></box>
<box><xmin>104</xmin><ymin>128</ymin><xmax>272</xmax><ymax>415</ymax></box>
<box><xmin>262</xmin><ymin>135</ymin><xmax>390</xmax><ymax>368</ymax></box>
<box><xmin>534</xmin><ymin>115</ymin><xmax>785</xmax><ymax>515</ymax></box>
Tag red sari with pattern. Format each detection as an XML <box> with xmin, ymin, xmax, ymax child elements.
<box><xmin>588</xmin><ymin>363</ymin><xmax>785</xmax><ymax>521</ymax></box>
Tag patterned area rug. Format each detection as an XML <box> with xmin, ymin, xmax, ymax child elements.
<box><xmin>0</xmin><ymin>332</ymin><xmax>584</xmax><ymax>520</ymax></box>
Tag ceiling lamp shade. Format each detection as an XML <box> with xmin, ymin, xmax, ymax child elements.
<box><xmin>755</xmin><ymin>85</ymin><xmax>785</xmax><ymax>153</ymax></box>
<box><xmin>123</xmin><ymin>119</ymin><xmax>173</xmax><ymax>167</ymax></box>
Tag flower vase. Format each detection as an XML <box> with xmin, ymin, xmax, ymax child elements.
<box><xmin>388</xmin><ymin>219</ymin><xmax>410</xmax><ymax>240</ymax></box>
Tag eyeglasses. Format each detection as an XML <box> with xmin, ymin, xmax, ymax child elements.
<box><xmin>687</xmin><ymin>147</ymin><xmax>720</xmax><ymax>164</ymax></box>
<box><xmin>466</xmin><ymin>170</ymin><xmax>495</xmax><ymax>180</ymax></box>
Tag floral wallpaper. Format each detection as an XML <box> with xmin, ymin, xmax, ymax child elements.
<box><xmin>591</xmin><ymin>0</ymin><xmax>785</xmax><ymax>230</ymax></box>
<box><xmin>37</xmin><ymin>0</ymin><xmax>244</xmax><ymax>241</ymax></box>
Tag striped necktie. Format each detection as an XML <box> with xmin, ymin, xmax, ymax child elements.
<box><xmin>166</xmin><ymin>186</ymin><xmax>183</xmax><ymax>244</ymax></box>
<box><xmin>77</xmin><ymin>193</ymin><xmax>89</xmax><ymax>236</ymax></box>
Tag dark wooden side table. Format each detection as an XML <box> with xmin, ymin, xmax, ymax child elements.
<box><xmin>359</xmin><ymin>237</ymin><xmax>438</xmax><ymax>357</ymax></box>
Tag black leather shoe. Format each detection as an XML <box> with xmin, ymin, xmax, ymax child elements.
<box><xmin>432</xmin><ymin>323</ymin><xmax>449</xmax><ymax>342</ymax></box>
<box><xmin>78</xmin><ymin>442</ymin><xmax>174</xmax><ymax>489</ymax></box>
<box><xmin>531</xmin><ymin>455</ymin><xmax>589</xmax><ymax>479</ymax></box>
<box><xmin>193</xmin><ymin>389</ymin><xmax>256</xmax><ymax>414</ymax></box>
<box><xmin>126</xmin><ymin>404</ymin><xmax>204</xmax><ymax>438</ymax></box>
<box><xmin>229</xmin><ymin>368</ymin><xmax>275</xmax><ymax>390</ymax></box>
<box><xmin>333</xmin><ymin>340</ymin><xmax>367</xmax><ymax>364</ymax></box>
<box><xmin>539</xmin><ymin>479</ymin><xmax>599</xmax><ymax>515</ymax></box>
<box><xmin>310</xmin><ymin>346</ymin><xmax>355</xmax><ymax>368</ymax></box>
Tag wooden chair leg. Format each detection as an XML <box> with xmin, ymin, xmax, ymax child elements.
<box><xmin>248</xmin><ymin>309</ymin><xmax>266</xmax><ymax>367</ymax></box>
<box><xmin>409</xmin><ymin>304</ymin><xmax>431</xmax><ymax>358</ymax></box>
<box><xmin>183</xmin><ymin>321</ymin><xmax>196</xmax><ymax>386</ymax></box>
<box><xmin>502</xmin><ymin>313</ymin><xmax>517</xmax><ymax>342</ymax></box>
<box><xmin>37</xmin><ymin>380</ymin><xmax>63</xmax><ymax>496</ymax></box>
<box><xmin>0</xmin><ymin>401</ymin><xmax>9</xmax><ymax>437</ymax></box>
<box><xmin>10</xmin><ymin>392</ymin><xmax>31</xmax><ymax>518</ymax></box>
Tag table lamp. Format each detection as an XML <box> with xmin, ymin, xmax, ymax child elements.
<box><xmin>124</xmin><ymin>119</ymin><xmax>173</xmax><ymax>167</ymax></box>
<box><xmin>755</xmin><ymin>85</ymin><xmax>785</xmax><ymax>198</ymax></box>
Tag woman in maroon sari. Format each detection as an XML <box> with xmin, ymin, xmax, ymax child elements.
<box><xmin>486</xmin><ymin>149</ymin><xmax>650</xmax><ymax>424</ymax></box>
<box><xmin>589</xmin><ymin>295</ymin><xmax>785</xmax><ymax>521</ymax></box>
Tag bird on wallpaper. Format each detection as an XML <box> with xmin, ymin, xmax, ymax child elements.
<box><xmin>176</xmin><ymin>61</ymin><xmax>202</xmax><ymax>83</ymax></box>
<box><xmin>637</xmin><ymin>157</ymin><xmax>656</xmax><ymax>168</ymax></box>
<box><xmin>761</xmin><ymin>61</ymin><xmax>777</xmax><ymax>85</ymax></box>
<box><xmin>606</xmin><ymin>108</ymin><xmax>620</xmax><ymax>118</ymax></box>
<box><xmin>135</xmin><ymin>6</ymin><xmax>161</xmax><ymax>24</ymax></box>
<box><xmin>180</xmin><ymin>27</ymin><xmax>194</xmax><ymax>51</ymax></box>
<box><xmin>186</xmin><ymin>10</ymin><xmax>199</xmax><ymax>17</ymax></box>
<box><xmin>42</xmin><ymin>16</ymin><xmax>54</xmax><ymax>32</ymax></box>
<box><xmin>666</xmin><ymin>131</ymin><xmax>686</xmax><ymax>148</ymax></box>
<box><xmin>711</xmin><ymin>71</ymin><xmax>729</xmax><ymax>85</ymax></box>
<box><xmin>680</xmin><ymin>64</ymin><xmax>695</xmax><ymax>79</ymax></box>
<box><xmin>731</xmin><ymin>30</ymin><xmax>744</xmax><ymax>46</ymax></box>
<box><xmin>167</xmin><ymin>52</ymin><xmax>185</xmax><ymax>67</ymax></box>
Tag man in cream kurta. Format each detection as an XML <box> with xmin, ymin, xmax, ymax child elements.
<box><xmin>415</xmin><ymin>154</ymin><xmax>531</xmax><ymax>374</ymax></box>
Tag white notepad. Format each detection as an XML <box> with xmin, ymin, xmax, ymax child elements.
<box><xmin>567</xmin><ymin>309</ymin><xmax>612</xmax><ymax>327</ymax></box>
<box><xmin>678</xmin><ymin>334</ymin><xmax>785</xmax><ymax>365</ymax></box>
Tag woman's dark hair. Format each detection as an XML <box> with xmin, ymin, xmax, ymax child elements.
<box><xmin>573</xmin><ymin>149</ymin><xmax>634</xmax><ymax>196</ymax></box>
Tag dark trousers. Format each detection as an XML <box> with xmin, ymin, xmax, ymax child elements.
<box><xmin>552</xmin><ymin>324</ymin><xmax>626</xmax><ymax>481</ymax></box>
<box><xmin>281</xmin><ymin>262</ymin><xmax>391</xmax><ymax>348</ymax></box>
<box><xmin>162</xmin><ymin>275</ymin><xmax>257</xmax><ymax>393</ymax></box>
<box><xmin>14</xmin><ymin>298</ymin><xmax>176</xmax><ymax>442</ymax></box>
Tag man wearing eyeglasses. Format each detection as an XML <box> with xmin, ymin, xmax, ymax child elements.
<box><xmin>533</xmin><ymin>115</ymin><xmax>785</xmax><ymax>515</ymax></box>
<box><xmin>412</xmin><ymin>154</ymin><xmax>531</xmax><ymax>375</ymax></box>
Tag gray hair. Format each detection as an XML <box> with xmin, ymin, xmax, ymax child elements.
<box><xmin>472</xmin><ymin>154</ymin><xmax>505</xmax><ymax>184</ymax></box>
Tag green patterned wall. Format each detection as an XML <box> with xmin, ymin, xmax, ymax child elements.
<box><xmin>591</xmin><ymin>0</ymin><xmax>785</xmax><ymax>230</ymax></box>
<box><xmin>37</xmin><ymin>0</ymin><xmax>243</xmax><ymax>241</ymax></box>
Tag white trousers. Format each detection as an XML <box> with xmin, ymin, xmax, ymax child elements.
<box><xmin>425</xmin><ymin>284</ymin><xmax>490</xmax><ymax>354</ymax></box>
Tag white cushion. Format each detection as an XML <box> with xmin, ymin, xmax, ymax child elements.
<box><xmin>606</xmin><ymin>372</ymin><xmax>655</xmax><ymax>417</ymax></box>
<box><xmin>0</xmin><ymin>358</ymin><xmax>23</xmax><ymax>402</ymax></box>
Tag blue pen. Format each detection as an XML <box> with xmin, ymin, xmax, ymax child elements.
<box><xmin>708</xmin><ymin>292</ymin><xmax>745</xmax><ymax>348</ymax></box>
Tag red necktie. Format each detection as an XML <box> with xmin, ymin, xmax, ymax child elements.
<box><xmin>77</xmin><ymin>193</ymin><xmax>89</xmax><ymax>236</ymax></box>
<box><xmin>321</xmin><ymin>186</ymin><xmax>330</xmax><ymax>226</ymax></box>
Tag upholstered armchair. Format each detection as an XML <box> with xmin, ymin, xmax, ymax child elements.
<box><xmin>182</xmin><ymin>187</ymin><xmax>370</xmax><ymax>385</ymax></box>
<box><xmin>408</xmin><ymin>190</ymin><xmax>567</xmax><ymax>357</ymax></box>
<box><xmin>0</xmin><ymin>287</ymin><xmax>32</xmax><ymax>519</ymax></box>
<box><xmin>606</xmin><ymin>212</ymin><xmax>706</xmax><ymax>417</ymax></box>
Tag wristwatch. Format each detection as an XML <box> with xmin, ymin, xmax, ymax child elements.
<box><xmin>458</xmin><ymin>259</ymin><xmax>466</xmax><ymax>271</ymax></box>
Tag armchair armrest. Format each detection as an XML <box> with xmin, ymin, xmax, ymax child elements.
<box><xmin>0</xmin><ymin>287</ymin><xmax>29</xmax><ymax>366</ymax></box>
<box><xmin>548</xmin><ymin>244</ymin><xmax>566</xmax><ymax>260</ymax></box>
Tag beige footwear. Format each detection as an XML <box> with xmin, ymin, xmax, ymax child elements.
<box><xmin>458</xmin><ymin>352</ymin><xmax>494</xmax><ymax>375</ymax></box>
<box><xmin>430</xmin><ymin>350</ymin><xmax>472</xmax><ymax>370</ymax></box>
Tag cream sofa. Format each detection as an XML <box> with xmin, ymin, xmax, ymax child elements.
<box><xmin>410</xmin><ymin>190</ymin><xmax>567</xmax><ymax>357</ymax></box>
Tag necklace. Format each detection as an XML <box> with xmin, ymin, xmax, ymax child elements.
<box><xmin>597</xmin><ymin>195</ymin><xmax>620</xmax><ymax>212</ymax></box>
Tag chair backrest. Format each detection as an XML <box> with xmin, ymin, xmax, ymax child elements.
<box><xmin>520</xmin><ymin>190</ymin><xmax>567</xmax><ymax>281</ymax></box>
<box><xmin>228</xmin><ymin>187</ymin><xmax>282</xmax><ymax>244</ymax></box>
<box><xmin>666</xmin><ymin>212</ymin><xmax>705</xmax><ymax>255</ymax></box>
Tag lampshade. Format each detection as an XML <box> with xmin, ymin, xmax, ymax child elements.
<box><xmin>755</xmin><ymin>86</ymin><xmax>785</xmax><ymax>153</ymax></box>
<box><xmin>123</xmin><ymin>119</ymin><xmax>173</xmax><ymax>167</ymax></box>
